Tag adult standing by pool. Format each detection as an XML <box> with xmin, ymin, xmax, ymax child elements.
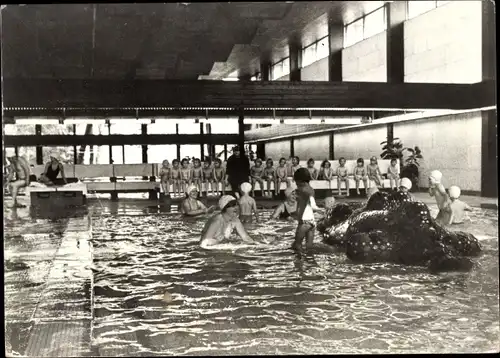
<box><xmin>4</xmin><ymin>149</ymin><xmax>30</xmax><ymax>208</ymax></box>
<box><xmin>224</xmin><ymin>145</ymin><xmax>250</xmax><ymax>199</ymax></box>
<box><xmin>200</xmin><ymin>195</ymin><xmax>255</xmax><ymax>247</ymax></box>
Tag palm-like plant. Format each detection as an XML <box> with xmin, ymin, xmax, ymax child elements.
<box><xmin>405</xmin><ymin>146</ymin><xmax>423</xmax><ymax>166</ymax></box>
<box><xmin>380</xmin><ymin>137</ymin><xmax>406</xmax><ymax>165</ymax></box>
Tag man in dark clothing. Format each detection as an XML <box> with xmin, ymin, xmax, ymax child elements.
<box><xmin>225</xmin><ymin>145</ymin><xmax>250</xmax><ymax>198</ymax></box>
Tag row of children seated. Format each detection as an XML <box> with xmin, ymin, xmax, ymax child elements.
<box><xmin>158</xmin><ymin>156</ymin><xmax>403</xmax><ymax>198</ymax></box>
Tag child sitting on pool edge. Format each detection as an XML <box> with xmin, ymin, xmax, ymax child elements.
<box><xmin>291</xmin><ymin>168</ymin><xmax>322</xmax><ymax>253</ymax></box>
<box><xmin>238</xmin><ymin>182</ymin><xmax>259</xmax><ymax>223</ymax></box>
<box><xmin>445</xmin><ymin>185</ymin><xmax>472</xmax><ymax>225</ymax></box>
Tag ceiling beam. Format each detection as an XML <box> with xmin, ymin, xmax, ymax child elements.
<box><xmin>2</xmin><ymin>79</ymin><xmax>495</xmax><ymax>110</ymax></box>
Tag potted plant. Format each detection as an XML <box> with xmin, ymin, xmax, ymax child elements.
<box><xmin>380</xmin><ymin>138</ymin><xmax>423</xmax><ymax>191</ymax></box>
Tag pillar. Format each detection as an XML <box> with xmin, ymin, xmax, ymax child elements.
<box><xmin>141</xmin><ymin>124</ymin><xmax>148</xmax><ymax>179</ymax></box>
<box><xmin>328</xmin><ymin>12</ymin><xmax>343</xmax><ymax>81</ymax></box>
<box><xmin>386</xmin><ymin>1</ymin><xmax>406</xmax><ymax>83</ymax></box>
<box><xmin>290</xmin><ymin>138</ymin><xmax>295</xmax><ymax>157</ymax></box>
<box><xmin>289</xmin><ymin>40</ymin><xmax>301</xmax><ymax>81</ymax></box>
<box><xmin>73</xmin><ymin>124</ymin><xmax>77</xmax><ymax>164</ymax></box>
<box><xmin>256</xmin><ymin>142</ymin><xmax>266</xmax><ymax>160</ymax></box>
<box><xmin>329</xmin><ymin>132</ymin><xmax>334</xmax><ymax>160</ymax></box>
<box><xmin>35</xmin><ymin>124</ymin><xmax>43</xmax><ymax>165</ymax></box>
<box><xmin>238</xmin><ymin>110</ymin><xmax>245</xmax><ymax>153</ymax></box>
<box><xmin>200</xmin><ymin>122</ymin><xmax>205</xmax><ymax>160</ymax></box>
<box><xmin>260</xmin><ymin>60</ymin><xmax>271</xmax><ymax>81</ymax></box>
<box><xmin>176</xmin><ymin>123</ymin><xmax>181</xmax><ymax>160</ymax></box>
<box><xmin>387</xmin><ymin>123</ymin><xmax>394</xmax><ymax>143</ymax></box>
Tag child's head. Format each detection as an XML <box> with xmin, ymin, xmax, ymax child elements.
<box><xmin>399</xmin><ymin>177</ymin><xmax>412</xmax><ymax>192</ymax></box>
<box><xmin>356</xmin><ymin>158</ymin><xmax>364</xmax><ymax>167</ymax></box>
<box><xmin>266</xmin><ymin>158</ymin><xmax>273</xmax><ymax>168</ymax></box>
<box><xmin>307</xmin><ymin>158</ymin><xmax>315</xmax><ymax>168</ymax></box>
<box><xmin>370</xmin><ymin>156</ymin><xmax>378</xmax><ymax>165</ymax></box>
<box><xmin>162</xmin><ymin>159</ymin><xmax>170</xmax><ymax>168</ymax></box>
<box><xmin>321</xmin><ymin>159</ymin><xmax>331</xmax><ymax>168</ymax></box>
<box><xmin>186</xmin><ymin>184</ymin><xmax>199</xmax><ymax>199</ymax></box>
<box><xmin>429</xmin><ymin>170</ymin><xmax>442</xmax><ymax>185</ymax></box>
<box><xmin>390</xmin><ymin>158</ymin><xmax>398</xmax><ymax>166</ymax></box>
<box><xmin>324</xmin><ymin>196</ymin><xmax>336</xmax><ymax>209</ymax></box>
<box><xmin>172</xmin><ymin>159</ymin><xmax>180</xmax><ymax>168</ymax></box>
<box><xmin>255</xmin><ymin>158</ymin><xmax>263</xmax><ymax>167</ymax></box>
<box><xmin>292</xmin><ymin>156</ymin><xmax>299</xmax><ymax>166</ymax></box>
<box><xmin>181</xmin><ymin>158</ymin><xmax>189</xmax><ymax>168</ymax></box>
<box><xmin>193</xmin><ymin>158</ymin><xmax>201</xmax><ymax>167</ymax></box>
<box><xmin>214</xmin><ymin>158</ymin><xmax>222</xmax><ymax>168</ymax></box>
<box><xmin>240</xmin><ymin>182</ymin><xmax>252</xmax><ymax>195</ymax></box>
<box><xmin>448</xmin><ymin>185</ymin><xmax>461</xmax><ymax>200</ymax></box>
<box><xmin>339</xmin><ymin>157</ymin><xmax>346</xmax><ymax>166</ymax></box>
<box><xmin>279</xmin><ymin>157</ymin><xmax>286</xmax><ymax>166</ymax></box>
<box><xmin>203</xmin><ymin>160</ymin><xmax>211</xmax><ymax>169</ymax></box>
<box><xmin>293</xmin><ymin>167</ymin><xmax>311</xmax><ymax>185</ymax></box>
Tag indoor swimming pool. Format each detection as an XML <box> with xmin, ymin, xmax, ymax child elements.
<box><xmin>89</xmin><ymin>207</ymin><xmax>499</xmax><ymax>355</ymax></box>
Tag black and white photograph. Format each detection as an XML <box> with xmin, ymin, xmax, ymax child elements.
<box><xmin>2</xmin><ymin>1</ymin><xmax>498</xmax><ymax>356</ymax></box>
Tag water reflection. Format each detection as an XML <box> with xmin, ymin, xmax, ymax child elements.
<box><xmin>90</xmin><ymin>210</ymin><xmax>498</xmax><ymax>355</ymax></box>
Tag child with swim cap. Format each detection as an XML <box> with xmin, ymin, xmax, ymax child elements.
<box><xmin>428</xmin><ymin>170</ymin><xmax>450</xmax><ymax>225</ymax></box>
<box><xmin>238</xmin><ymin>182</ymin><xmax>259</xmax><ymax>223</ymax></box>
<box><xmin>399</xmin><ymin>177</ymin><xmax>412</xmax><ymax>194</ymax></box>
<box><xmin>324</xmin><ymin>196</ymin><xmax>336</xmax><ymax>210</ymax></box>
<box><xmin>292</xmin><ymin>168</ymin><xmax>322</xmax><ymax>253</ymax></box>
<box><xmin>445</xmin><ymin>185</ymin><xmax>472</xmax><ymax>225</ymax></box>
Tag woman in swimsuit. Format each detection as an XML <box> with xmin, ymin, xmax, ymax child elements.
<box><xmin>200</xmin><ymin>195</ymin><xmax>255</xmax><ymax>247</ymax></box>
<box><xmin>181</xmin><ymin>184</ymin><xmax>215</xmax><ymax>217</ymax></box>
<box><xmin>269</xmin><ymin>185</ymin><xmax>298</xmax><ymax>221</ymax></box>
<box><xmin>39</xmin><ymin>153</ymin><xmax>67</xmax><ymax>186</ymax></box>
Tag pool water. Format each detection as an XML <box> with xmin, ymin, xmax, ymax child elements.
<box><xmin>90</xmin><ymin>206</ymin><xmax>499</xmax><ymax>355</ymax></box>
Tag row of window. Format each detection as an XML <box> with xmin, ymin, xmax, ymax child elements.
<box><xmin>269</xmin><ymin>0</ymin><xmax>452</xmax><ymax>76</ymax></box>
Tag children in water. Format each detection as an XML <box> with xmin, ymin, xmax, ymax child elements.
<box><xmin>275</xmin><ymin>157</ymin><xmax>288</xmax><ymax>195</ymax></box>
<box><xmin>291</xmin><ymin>168</ymin><xmax>322</xmax><ymax>253</ymax></box>
<box><xmin>159</xmin><ymin>160</ymin><xmax>171</xmax><ymax>196</ymax></box>
<box><xmin>446</xmin><ymin>185</ymin><xmax>472</xmax><ymax>225</ymax></box>
<box><xmin>336</xmin><ymin>157</ymin><xmax>350</xmax><ymax>197</ymax></box>
<box><xmin>354</xmin><ymin>158</ymin><xmax>369</xmax><ymax>196</ymax></box>
<box><xmin>238</xmin><ymin>182</ymin><xmax>259</xmax><ymax>223</ymax></box>
<box><xmin>250</xmin><ymin>158</ymin><xmax>265</xmax><ymax>197</ymax></box>
<box><xmin>263</xmin><ymin>158</ymin><xmax>276</xmax><ymax>198</ymax></box>
<box><xmin>387</xmin><ymin>158</ymin><xmax>400</xmax><ymax>190</ymax></box>
<box><xmin>399</xmin><ymin>177</ymin><xmax>413</xmax><ymax>194</ymax></box>
<box><xmin>428</xmin><ymin>170</ymin><xmax>450</xmax><ymax>225</ymax></box>
<box><xmin>367</xmin><ymin>156</ymin><xmax>383</xmax><ymax>188</ymax></box>
<box><xmin>181</xmin><ymin>184</ymin><xmax>215</xmax><ymax>217</ymax></box>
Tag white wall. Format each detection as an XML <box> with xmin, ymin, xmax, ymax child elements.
<box><xmin>342</xmin><ymin>31</ymin><xmax>387</xmax><ymax>81</ymax></box>
<box><xmin>334</xmin><ymin>125</ymin><xmax>388</xmax><ymax>160</ymax></box>
<box><xmin>404</xmin><ymin>1</ymin><xmax>482</xmax><ymax>83</ymax></box>
<box><xmin>265</xmin><ymin>140</ymin><xmax>291</xmax><ymax>160</ymax></box>
<box><xmin>301</xmin><ymin>57</ymin><xmax>329</xmax><ymax>81</ymax></box>
<box><xmin>393</xmin><ymin>111</ymin><xmax>482</xmax><ymax>191</ymax></box>
<box><xmin>294</xmin><ymin>134</ymin><xmax>330</xmax><ymax>160</ymax></box>
<box><xmin>274</xmin><ymin>74</ymin><xmax>290</xmax><ymax>81</ymax></box>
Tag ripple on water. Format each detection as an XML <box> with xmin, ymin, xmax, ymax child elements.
<box><xmin>89</xmin><ymin>210</ymin><xmax>499</xmax><ymax>355</ymax></box>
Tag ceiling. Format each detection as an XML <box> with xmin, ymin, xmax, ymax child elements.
<box><xmin>1</xmin><ymin>2</ymin><xmax>386</xmax><ymax>81</ymax></box>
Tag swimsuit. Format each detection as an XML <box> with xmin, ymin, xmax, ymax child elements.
<box><xmin>171</xmin><ymin>169</ymin><xmax>180</xmax><ymax>180</ymax></box>
<box><xmin>181</xmin><ymin>168</ymin><xmax>191</xmax><ymax>181</ymax></box>
<box><xmin>203</xmin><ymin>169</ymin><xmax>214</xmax><ymax>180</ymax></box>
<box><xmin>45</xmin><ymin>164</ymin><xmax>60</xmax><ymax>182</ymax></box>
<box><xmin>214</xmin><ymin>168</ymin><xmax>224</xmax><ymax>181</ymax></box>
<box><xmin>278</xmin><ymin>202</ymin><xmax>297</xmax><ymax>220</ymax></box>
<box><xmin>183</xmin><ymin>199</ymin><xmax>204</xmax><ymax>214</ymax></box>
<box><xmin>192</xmin><ymin>167</ymin><xmax>202</xmax><ymax>180</ymax></box>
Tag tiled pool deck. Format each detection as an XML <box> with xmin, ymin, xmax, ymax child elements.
<box><xmin>3</xmin><ymin>192</ymin><xmax>498</xmax><ymax>356</ymax></box>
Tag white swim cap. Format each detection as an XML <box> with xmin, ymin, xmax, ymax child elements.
<box><xmin>400</xmin><ymin>177</ymin><xmax>412</xmax><ymax>190</ymax></box>
<box><xmin>429</xmin><ymin>170</ymin><xmax>442</xmax><ymax>182</ymax></box>
<box><xmin>219</xmin><ymin>195</ymin><xmax>237</xmax><ymax>211</ymax></box>
<box><xmin>449</xmin><ymin>185</ymin><xmax>461</xmax><ymax>199</ymax></box>
<box><xmin>240</xmin><ymin>182</ymin><xmax>252</xmax><ymax>194</ymax></box>
<box><xmin>185</xmin><ymin>184</ymin><xmax>198</xmax><ymax>195</ymax></box>
<box><xmin>324</xmin><ymin>196</ymin><xmax>336</xmax><ymax>209</ymax></box>
<box><xmin>49</xmin><ymin>152</ymin><xmax>60</xmax><ymax>161</ymax></box>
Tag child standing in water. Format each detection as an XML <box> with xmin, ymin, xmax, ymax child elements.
<box><xmin>170</xmin><ymin>159</ymin><xmax>181</xmax><ymax>197</ymax></box>
<box><xmin>446</xmin><ymin>185</ymin><xmax>472</xmax><ymax>225</ymax></box>
<box><xmin>202</xmin><ymin>160</ymin><xmax>215</xmax><ymax>196</ymax></box>
<box><xmin>387</xmin><ymin>158</ymin><xmax>400</xmax><ymax>190</ymax></box>
<box><xmin>238</xmin><ymin>182</ymin><xmax>259</xmax><ymax>223</ymax></box>
<box><xmin>336</xmin><ymin>157</ymin><xmax>350</xmax><ymax>197</ymax></box>
<box><xmin>367</xmin><ymin>156</ymin><xmax>383</xmax><ymax>188</ymax></box>
<box><xmin>263</xmin><ymin>158</ymin><xmax>276</xmax><ymax>198</ymax></box>
<box><xmin>180</xmin><ymin>158</ymin><xmax>192</xmax><ymax>194</ymax></box>
<box><xmin>191</xmin><ymin>158</ymin><xmax>203</xmax><ymax>193</ymax></box>
<box><xmin>428</xmin><ymin>170</ymin><xmax>450</xmax><ymax>225</ymax></box>
<box><xmin>354</xmin><ymin>158</ymin><xmax>369</xmax><ymax>196</ymax></box>
<box><xmin>291</xmin><ymin>168</ymin><xmax>322</xmax><ymax>253</ymax></box>
<box><xmin>306</xmin><ymin>158</ymin><xmax>318</xmax><ymax>180</ymax></box>
<box><xmin>250</xmin><ymin>158</ymin><xmax>265</xmax><ymax>197</ymax></box>
<box><xmin>213</xmin><ymin>158</ymin><xmax>226</xmax><ymax>196</ymax></box>
<box><xmin>275</xmin><ymin>157</ymin><xmax>288</xmax><ymax>194</ymax></box>
<box><xmin>159</xmin><ymin>160</ymin><xmax>171</xmax><ymax>197</ymax></box>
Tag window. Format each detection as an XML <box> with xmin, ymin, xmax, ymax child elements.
<box><xmin>301</xmin><ymin>36</ymin><xmax>330</xmax><ymax>68</ymax></box>
<box><xmin>147</xmin><ymin>120</ymin><xmax>177</xmax><ymax>134</ymax></box>
<box><xmin>123</xmin><ymin>145</ymin><xmax>143</xmax><ymax>164</ymax></box>
<box><xmin>109</xmin><ymin>120</ymin><xmax>141</xmax><ymax>135</ymax></box>
<box><xmin>148</xmin><ymin>145</ymin><xmax>177</xmax><ymax>163</ymax></box>
<box><xmin>42</xmin><ymin>147</ymin><xmax>76</xmax><ymax>164</ymax></box>
<box><xmin>180</xmin><ymin>145</ymin><xmax>201</xmax><ymax>161</ymax></box>
<box><xmin>41</xmin><ymin>124</ymin><xmax>75</xmax><ymax>135</ymax></box>
<box><xmin>208</xmin><ymin>118</ymin><xmax>239</xmax><ymax>134</ymax></box>
<box><xmin>4</xmin><ymin>124</ymin><xmax>36</xmax><ymax>135</ymax></box>
<box><xmin>344</xmin><ymin>6</ymin><xmax>386</xmax><ymax>47</ymax></box>
<box><xmin>111</xmin><ymin>146</ymin><xmax>124</xmax><ymax>164</ymax></box>
<box><xmin>17</xmin><ymin>147</ymin><xmax>37</xmax><ymax>165</ymax></box>
<box><xmin>177</xmin><ymin>121</ymin><xmax>201</xmax><ymax>134</ymax></box>
<box><xmin>271</xmin><ymin>58</ymin><xmax>290</xmax><ymax>80</ymax></box>
<box><xmin>407</xmin><ymin>1</ymin><xmax>448</xmax><ymax>20</ymax></box>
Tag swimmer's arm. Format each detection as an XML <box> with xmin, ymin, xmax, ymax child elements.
<box><xmin>181</xmin><ymin>200</ymin><xmax>205</xmax><ymax>216</ymax></box>
<box><xmin>59</xmin><ymin>164</ymin><xmax>67</xmax><ymax>184</ymax></box>
<box><xmin>270</xmin><ymin>203</ymin><xmax>284</xmax><ymax>220</ymax></box>
<box><xmin>252</xmin><ymin>199</ymin><xmax>259</xmax><ymax>222</ymax></box>
<box><xmin>234</xmin><ymin>220</ymin><xmax>254</xmax><ymax>243</ymax></box>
